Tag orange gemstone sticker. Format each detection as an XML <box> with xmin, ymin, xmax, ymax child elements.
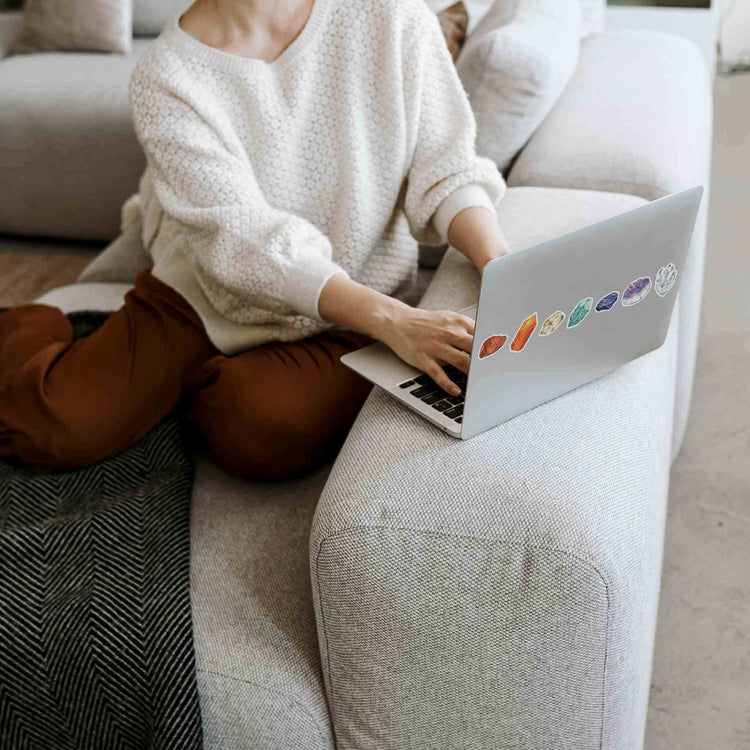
<box><xmin>510</xmin><ymin>313</ymin><xmax>538</xmax><ymax>353</ymax></box>
<box><xmin>478</xmin><ymin>334</ymin><xmax>507</xmax><ymax>359</ymax></box>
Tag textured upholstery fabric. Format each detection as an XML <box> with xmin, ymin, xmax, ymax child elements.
<box><xmin>311</xmin><ymin>187</ymin><xmax>678</xmax><ymax>749</ymax></box>
<box><xmin>190</xmin><ymin>456</ymin><xmax>334</xmax><ymax>750</ymax></box>
<box><xmin>0</xmin><ymin>39</ymin><xmax>149</xmax><ymax>240</ymax></box>
<box><xmin>456</xmin><ymin>0</ymin><xmax>581</xmax><ymax>174</ymax></box>
<box><xmin>78</xmin><ymin>219</ymin><xmax>153</xmax><ymax>284</ymax></box>
<box><xmin>35</xmin><ymin>282</ymin><xmax>131</xmax><ymax>313</ymax></box>
<box><xmin>507</xmin><ymin>30</ymin><xmax>712</xmax><ymax>457</ymax></box>
<box><xmin>11</xmin><ymin>0</ymin><xmax>131</xmax><ymax>55</ymax></box>
<box><xmin>133</xmin><ymin>0</ymin><xmax>190</xmax><ymax>37</ymax></box>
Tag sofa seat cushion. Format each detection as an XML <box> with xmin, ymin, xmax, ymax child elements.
<box><xmin>35</xmin><ymin>282</ymin><xmax>132</xmax><ymax>312</ymax></box>
<box><xmin>507</xmin><ymin>29</ymin><xmax>712</xmax><ymax>201</ymax></box>
<box><xmin>191</xmin><ymin>456</ymin><xmax>334</xmax><ymax>750</ymax></box>
<box><xmin>0</xmin><ymin>39</ymin><xmax>150</xmax><ymax>241</ymax></box>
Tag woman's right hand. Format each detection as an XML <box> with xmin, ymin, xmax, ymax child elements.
<box><xmin>371</xmin><ymin>302</ymin><xmax>475</xmax><ymax>397</ymax></box>
<box><xmin>318</xmin><ymin>274</ymin><xmax>474</xmax><ymax>396</ymax></box>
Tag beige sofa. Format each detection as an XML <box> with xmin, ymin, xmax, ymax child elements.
<box><xmin>0</xmin><ymin>2</ymin><xmax>712</xmax><ymax>748</ymax></box>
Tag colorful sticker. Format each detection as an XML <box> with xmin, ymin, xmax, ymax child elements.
<box><xmin>510</xmin><ymin>313</ymin><xmax>538</xmax><ymax>352</ymax></box>
<box><xmin>595</xmin><ymin>291</ymin><xmax>619</xmax><ymax>312</ymax></box>
<box><xmin>567</xmin><ymin>297</ymin><xmax>593</xmax><ymax>328</ymax></box>
<box><xmin>622</xmin><ymin>276</ymin><xmax>652</xmax><ymax>307</ymax></box>
<box><xmin>539</xmin><ymin>311</ymin><xmax>565</xmax><ymax>337</ymax></box>
<box><xmin>655</xmin><ymin>263</ymin><xmax>678</xmax><ymax>297</ymax></box>
<box><xmin>478</xmin><ymin>334</ymin><xmax>507</xmax><ymax>359</ymax></box>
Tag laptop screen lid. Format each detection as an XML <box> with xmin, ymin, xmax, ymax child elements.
<box><xmin>461</xmin><ymin>186</ymin><xmax>703</xmax><ymax>440</ymax></box>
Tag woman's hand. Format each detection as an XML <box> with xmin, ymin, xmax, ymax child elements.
<box><xmin>371</xmin><ymin>304</ymin><xmax>474</xmax><ymax>396</ymax></box>
<box><xmin>318</xmin><ymin>274</ymin><xmax>473</xmax><ymax>396</ymax></box>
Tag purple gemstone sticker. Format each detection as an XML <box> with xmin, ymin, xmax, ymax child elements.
<box><xmin>622</xmin><ymin>276</ymin><xmax>652</xmax><ymax>307</ymax></box>
<box><xmin>595</xmin><ymin>291</ymin><xmax>619</xmax><ymax>312</ymax></box>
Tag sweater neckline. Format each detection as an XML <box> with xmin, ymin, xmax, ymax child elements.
<box><xmin>166</xmin><ymin>0</ymin><xmax>332</xmax><ymax>74</ymax></box>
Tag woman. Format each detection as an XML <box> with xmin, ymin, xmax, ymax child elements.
<box><xmin>0</xmin><ymin>0</ymin><xmax>511</xmax><ymax>478</ymax></box>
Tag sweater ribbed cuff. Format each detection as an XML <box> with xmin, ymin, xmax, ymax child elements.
<box><xmin>432</xmin><ymin>184</ymin><xmax>497</xmax><ymax>245</ymax></box>
<box><xmin>284</xmin><ymin>254</ymin><xmax>349</xmax><ymax>322</ymax></box>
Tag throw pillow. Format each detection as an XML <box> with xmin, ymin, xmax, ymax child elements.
<box><xmin>435</xmin><ymin>2</ymin><xmax>469</xmax><ymax>62</ymax></box>
<box><xmin>11</xmin><ymin>0</ymin><xmax>131</xmax><ymax>54</ymax></box>
<box><xmin>455</xmin><ymin>0</ymin><xmax>582</xmax><ymax>174</ymax></box>
<box><xmin>133</xmin><ymin>0</ymin><xmax>190</xmax><ymax>37</ymax></box>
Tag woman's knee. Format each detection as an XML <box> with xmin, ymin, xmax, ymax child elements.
<box><xmin>191</xmin><ymin>387</ymin><xmax>327</xmax><ymax>480</ymax></box>
<box><xmin>2</xmin><ymin>404</ymin><xmax>124</xmax><ymax>472</ymax></box>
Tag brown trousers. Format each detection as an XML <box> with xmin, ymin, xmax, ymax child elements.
<box><xmin>0</xmin><ymin>271</ymin><xmax>374</xmax><ymax>478</ymax></box>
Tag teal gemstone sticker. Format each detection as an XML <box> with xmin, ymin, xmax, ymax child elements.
<box><xmin>567</xmin><ymin>297</ymin><xmax>593</xmax><ymax>328</ymax></box>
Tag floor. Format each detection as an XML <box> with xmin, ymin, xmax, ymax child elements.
<box><xmin>0</xmin><ymin>238</ymin><xmax>98</xmax><ymax>306</ymax></box>
<box><xmin>0</xmin><ymin>70</ymin><xmax>748</xmax><ymax>750</ymax></box>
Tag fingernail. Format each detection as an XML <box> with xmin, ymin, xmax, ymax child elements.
<box><xmin>452</xmin><ymin>387</ymin><xmax>461</xmax><ymax>396</ymax></box>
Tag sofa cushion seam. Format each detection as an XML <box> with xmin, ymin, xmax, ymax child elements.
<box><xmin>508</xmin><ymin>173</ymin><xmax>670</xmax><ymax>199</ymax></box>
<box><xmin>196</xmin><ymin>667</ymin><xmax>328</xmax><ymax>746</ymax></box>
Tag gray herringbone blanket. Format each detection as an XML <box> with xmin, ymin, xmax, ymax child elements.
<box><xmin>0</xmin><ymin>332</ymin><xmax>203</xmax><ymax>750</ymax></box>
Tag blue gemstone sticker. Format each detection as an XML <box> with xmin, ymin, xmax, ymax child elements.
<box><xmin>595</xmin><ymin>291</ymin><xmax>619</xmax><ymax>312</ymax></box>
<box><xmin>567</xmin><ymin>297</ymin><xmax>593</xmax><ymax>328</ymax></box>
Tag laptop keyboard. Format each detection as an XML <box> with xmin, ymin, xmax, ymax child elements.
<box><xmin>398</xmin><ymin>365</ymin><xmax>466</xmax><ymax>424</ymax></box>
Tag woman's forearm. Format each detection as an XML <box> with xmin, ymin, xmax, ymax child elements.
<box><xmin>317</xmin><ymin>272</ymin><xmax>407</xmax><ymax>339</ymax></box>
<box><xmin>446</xmin><ymin>206</ymin><xmax>512</xmax><ymax>271</ymax></box>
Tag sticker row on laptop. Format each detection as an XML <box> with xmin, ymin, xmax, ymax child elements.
<box><xmin>478</xmin><ymin>262</ymin><xmax>678</xmax><ymax>359</ymax></box>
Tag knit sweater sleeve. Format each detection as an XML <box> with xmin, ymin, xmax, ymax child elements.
<box><xmin>402</xmin><ymin>6</ymin><xmax>506</xmax><ymax>246</ymax></box>
<box><xmin>129</xmin><ymin>64</ymin><xmax>347</xmax><ymax>323</ymax></box>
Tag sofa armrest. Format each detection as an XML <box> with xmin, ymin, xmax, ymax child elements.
<box><xmin>508</xmin><ymin>29</ymin><xmax>712</xmax><ymax>457</ymax></box>
<box><xmin>507</xmin><ymin>29</ymin><xmax>712</xmax><ymax>200</ymax></box>
<box><xmin>0</xmin><ymin>12</ymin><xmax>22</xmax><ymax>59</ymax></box>
<box><xmin>311</xmin><ymin>239</ymin><xmax>678</xmax><ymax>749</ymax></box>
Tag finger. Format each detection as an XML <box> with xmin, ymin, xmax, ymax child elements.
<box><xmin>453</xmin><ymin>314</ymin><xmax>475</xmax><ymax>336</ymax></box>
<box><xmin>443</xmin><ymin>327</ymin><xmax>474</xmax><ymax>354</ymax></box>
<box><xmin>424</xmin><ymin>361</ymin><xmax>460</xmax><ymax>397</ymax></box>
<box><xmin>439</xmin><ymin>345</ymin><xmax>472</xmax><ymax>376</ymax></box>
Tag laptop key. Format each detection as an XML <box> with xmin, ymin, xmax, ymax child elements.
<box><xmin>411</xmin><ymin>385</ymin><xmax>438</xmax><ymax>398</ymax></box>
<box><xmin>422</xmin><ymin>392</ymin><xmax>444</xmax><ymax>405</ymax></box>
<box><xmin>399</xmin><ymin>379</ymin><xmax>415</xmax><ymax>389</ymax></box>
<box><xmin>455</xmin><ymin>417</ymin><xmax>463</xmax><ymax>424</ymax></box>
<box><xmin>414</xmin><ymin>374</ymin><xmax>432</xmax><ymax>386</ymax></box>
<box><xmin>431</xmin><ymin>400</ymin><xmax>452</xmax><ymax>412</ymax></box>
<box><xmin>445</xmin><ymin>405</ymin><xmax>464</xmax><ymax>419</ymax></box>
<box><xmin>445</xmin><ymin>394</ymin><xmax>464</xmax><ymax>405</ymax></box>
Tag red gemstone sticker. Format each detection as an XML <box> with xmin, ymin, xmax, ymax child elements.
<box><xmin>478</xmin><ymin>334</ymin><xmax>507</xmax><ymax>359</ymax></box>
<box><xmin>511</xmin><ymin>313</ymin><xmax>538</xmax><ymax>352</ymax></box>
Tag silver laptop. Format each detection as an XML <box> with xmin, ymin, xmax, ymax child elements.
<box><xmin>342</xmin><ymin>186</ymin><xmax>704</xmax><ymax>440</ymax></box>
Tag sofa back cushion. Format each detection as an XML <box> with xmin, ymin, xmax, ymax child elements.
<box><xmin>456</xmin><ymin>0</ymin><xmax>582</xmax><ymax>174</ymax></box>
<box><xmin>12</xmin><ymin>0</ymin><xmax>132</xmax><ymax>53</ymax></box>
<box><xmin>133</xmin><ymin>0</ymin><xmax>189</xmax><ymax>37</ymax></box>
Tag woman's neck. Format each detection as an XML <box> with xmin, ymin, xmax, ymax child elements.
<box><xmin>180</xmin><ymin>0</ymin><xmax>314</xmax><ymax>61</ymax></box>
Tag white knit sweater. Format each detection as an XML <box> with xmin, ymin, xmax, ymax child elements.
<box><xmin>129</xmin><ymin>0</ymin><xmax>506</xmax><ymax>354</ymax></box>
